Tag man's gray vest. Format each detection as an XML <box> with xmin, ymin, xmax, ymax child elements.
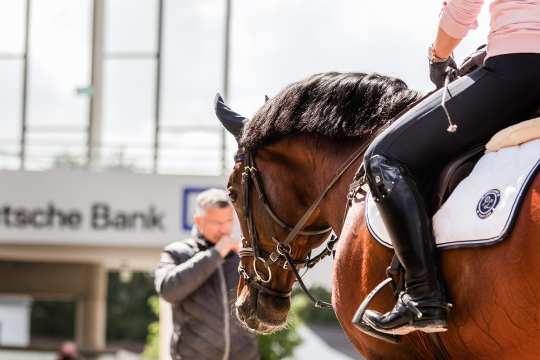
<box><xmin>155</xmin><ymin>237</ymin><xmax>259</xmax><ymax>360</ymax></box>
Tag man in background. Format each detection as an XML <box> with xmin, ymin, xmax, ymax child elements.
<box><xmin>155</xmin><ymin>188</ymin><xmax>259</xmax><ymax>360</ymax></box>
<box><xmin>56</xmin><ymin>341</ymin><xmax>78</xmax><ymax>360</ymax></box>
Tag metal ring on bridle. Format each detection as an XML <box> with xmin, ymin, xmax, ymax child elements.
<box><xmin>252</xmin><ymin>257</ymin><xmax>272</xmax><ymax>283</ymax></box>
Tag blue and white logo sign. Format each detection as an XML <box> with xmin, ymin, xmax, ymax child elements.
<box><xmin>181</xmin><ymin>186</ymin><xmax>228</xmax><ymax>232</ymax></box>
<box><xmin>182</xmin><ymin>187</ymin><xmax>211</xmax><ymax>231</ymax></box>
<box><xmin>476</xmin><ymin>189</ymin><xmax>501</xmax><ymax>219</ymax></box>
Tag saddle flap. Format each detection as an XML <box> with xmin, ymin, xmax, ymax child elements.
<box><xmin>433</xmin><ymin>145</ymin><xmax>484</xmax><ymax>209</ymax></box>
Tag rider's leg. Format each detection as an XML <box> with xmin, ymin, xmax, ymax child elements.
<box><xmin>361</xmin><ymin>154</ymin><xmax>450</xmax><ymax>334</ymax></box>
<box><xmin>355</xmin><ymin>53</ymin><xmax>540</xmax><ymax>335</ymax></box>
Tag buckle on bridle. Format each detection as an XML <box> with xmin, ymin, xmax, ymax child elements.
<box><xmin>268</xmin><ymin>252</ymin><xmax>280</xmax><ymax>263</ymax></box>
<box><xmin>238</xmin><ymin>264</ymin><xmax>250</xmax><ymax>280</ymax></box>
<box><xmin>276</xmin><ymin>243</ymin><xmax>292</xmax><ymax>256</ymax></box>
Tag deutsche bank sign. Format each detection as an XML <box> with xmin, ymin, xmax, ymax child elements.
<box><xmin>0</xmin><ymin>203</ymin><xmax>164</xmax><ymax>230</ymax></box>
<box><xmin>0</xmin><ymin>170</ymin><xmax>226</xmax><ymax>248</ymax></box>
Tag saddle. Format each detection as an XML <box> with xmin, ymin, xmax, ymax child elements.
<box><xmin>365</xmin><ymin>114</ymin><xmax>540</xmax><ymax>251</ymax></box>
<box><xmin>435</xmin><ymin>114</ymin><xmax>540</xmax><ymax>211</ymax></box>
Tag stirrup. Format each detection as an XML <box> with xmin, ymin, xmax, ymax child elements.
<box><xmin>352</xmin><ymin>277</ymin><xmax>401</xmax><ymax>344</ymax></box>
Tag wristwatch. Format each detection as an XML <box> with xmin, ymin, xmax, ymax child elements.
<box><xmin>428</xmin><ymin>45</ymin><xmax>448</xmax><ymax>64</ymax></box>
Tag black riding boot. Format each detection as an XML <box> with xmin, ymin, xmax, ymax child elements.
<box><xmin>355</xmin><ymin>155</ymin><xmax>451</xmax><ymax>335</ymax></box>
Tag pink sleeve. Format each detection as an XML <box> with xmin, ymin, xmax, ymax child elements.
<box><xmin>439</xmin><ymin>0</ymin><xmax>484</xmax><ymax>38</ymax></box>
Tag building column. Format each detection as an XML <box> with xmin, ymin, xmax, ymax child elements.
<box><xmin>159</xmin><ymin>298</ymin><xmax>172</xmax><ymax>360</ymax></box>
<box><xmin>76</xmin><ymin>263</ymin><xmax>107</xmax><ymax>351</ymax></box>
<box><xmin>88</xmin><ymin>0</ymin><xmax>105</xmax><ymax>167</ymax></box>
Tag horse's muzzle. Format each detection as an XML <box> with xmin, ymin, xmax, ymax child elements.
<box><xmin>235</xmin><ymin>284</ymin><xmax>290</xmax><ymax>334</ymax></box>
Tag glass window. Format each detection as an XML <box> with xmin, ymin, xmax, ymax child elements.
<box><xmin>160</xmin><ymin>0</ymin><xmax>225</xmax><ymax>128</ymax></box>
<box><xmin>24</xmin><ymin>0</ymin><xmax>91</xmax><ymax>169</ymax></box>
<box><xmin>157</xmin><ymin>130</ymin><xmax>221</xmax><ymax>174</ymax></box>
<box><xmin>25</xmin><ymin>130</ymin><xmax>87</xmax><ymax>170</ymax></box>
<box><xmin>0</xmin><ymin>60</ymin><xmax>22</xmax><ymax>169</ymax></box>
<box><xmin>105</xmin><ymin>0</ymin><xmax>158</xmax><ymax>54</ymax></box>
<box><xmin>27</xmin><ymin>0</ymin><xmax>91</xmax><ymax>128</ymax></box>
<box><xmin>0</xmin><ymin>0</ymin><xmax>25</xmax><ymax>54</ymax></box>
<box><xmin>101</xmin><ymin>59</ymin><xmax>156</xmax><ymax>172</ymax></box>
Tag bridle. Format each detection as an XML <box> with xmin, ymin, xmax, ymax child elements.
<box><xmin>235</xmin><ymin>143</ymin><xmax>369</xmax><ymax>308</ymax></box>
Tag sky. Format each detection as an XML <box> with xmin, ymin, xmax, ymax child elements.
<box><xmin>229</xmin><ymin>0</ymin><xmax>490</xmax><ymax>116</ymax></box>
<box><xmin>0</xmin><ymin>0</ymin><xmax>491</xmax><ymax>172</ymax></box>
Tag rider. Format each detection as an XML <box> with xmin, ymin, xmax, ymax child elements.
<box><xmin>358</xmin><ymin>0</ymin><xmax>540</xmax><ymax>335</ymax></box>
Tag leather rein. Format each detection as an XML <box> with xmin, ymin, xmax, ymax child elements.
<box><xmin>236</xmin><ymin>143</ymin><xmax>369</xmax><ymax>308</ymax></box>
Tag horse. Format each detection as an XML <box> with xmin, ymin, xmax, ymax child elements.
<box><xmin>216</xmin><ymin>72</ymin><xmax>540</xmax><ymax>359</ymax></box>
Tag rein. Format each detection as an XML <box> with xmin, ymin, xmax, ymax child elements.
<box><xmin>237</xmin><ymin>142</ymin><xmax>370</xmax><ymax>308</ymax></box>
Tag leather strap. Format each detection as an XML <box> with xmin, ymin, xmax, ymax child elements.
<box><xmin>279</xmin><ymin>143</ymin><xmax>369</xmax><ymax>248</ymax></box>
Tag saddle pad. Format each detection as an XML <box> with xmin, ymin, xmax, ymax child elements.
<box><xmin>486</xmin><ymin>116</ymin><xmax>540</xmax><ymax>153</ymax></box>
<box><xmin>366</xmin><ymin>138</ymin><xmax>540</xmax><ymax>250</ymax></box>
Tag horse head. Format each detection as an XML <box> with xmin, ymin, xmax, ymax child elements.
<box><xmin>215</xmin><ymin>93</ymin><xmax>334</xmax><ymax>333</ymax></box>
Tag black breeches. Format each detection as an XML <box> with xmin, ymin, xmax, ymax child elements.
<box><xmin>364</xmin><ymin>53</ymin><xmax>540</xmax><ymax>177</ymax></box>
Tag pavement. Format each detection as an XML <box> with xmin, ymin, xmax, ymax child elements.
<box><xmin>293</xmin><ymin>324</ymin><xmax>364</xmax><ymax>360</ymax></box>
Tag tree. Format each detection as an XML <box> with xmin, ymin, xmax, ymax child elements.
<box><xmin>106</xmin><ymin>272</ymin><xmax>157</xmax><ymax>342</ymax></box>
<box><xmin>143</xmin><ymin>296</ymin><xmax>160</xmax><ymax>360</ymax></box>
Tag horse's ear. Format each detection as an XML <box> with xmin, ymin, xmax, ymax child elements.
<box><xmin>214</xmin><ymin>93</ymin><xmax>248</xmax><ymax>143</ymax></box>
<box><xmin>264</xmin><ymin>95</ymin><xmax>270</xmax><ymax>102</ymax></box>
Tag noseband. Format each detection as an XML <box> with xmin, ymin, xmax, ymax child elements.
<box><xmin>236</xmin><ymin>145</ymin><xmax>368</xmax><ymax>308</ymax></box>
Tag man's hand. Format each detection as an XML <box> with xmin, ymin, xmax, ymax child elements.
<box><xmin>214</xmin><ymin>235</ymin><xmax>240</xmax><ymax>257</ymax></box>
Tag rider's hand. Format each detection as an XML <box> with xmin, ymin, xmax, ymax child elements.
<box><xmin>214</xmin><ymin>235</ymin><xmax>239</xmax><ymax>257</ymax></box>
<box><xmin>429</xmin><ymin>56</ymin><xmax>458</xmax><ymax>90</ymax></box>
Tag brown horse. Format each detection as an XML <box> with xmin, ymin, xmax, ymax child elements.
<box><xmin>216</xmin><ymin>72</ymin><xmax>540</xmax><ymax>359</ymax></box>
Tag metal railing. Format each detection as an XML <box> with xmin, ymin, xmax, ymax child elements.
<box><xmin>0</xmin><ymin>126</ymin><xmax>234</xmax><ymax>175</ymax></box>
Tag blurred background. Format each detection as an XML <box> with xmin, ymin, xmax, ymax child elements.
<box><xmin>0</xmin><ymin>0</ymin><xmax>490</xmax><ymax>359</ymax></box>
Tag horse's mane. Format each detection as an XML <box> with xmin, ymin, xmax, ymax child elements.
<box><xmin>240</xmin><ymin>72</ymin><xmax>422</xmax><ymax>150</ymax></box>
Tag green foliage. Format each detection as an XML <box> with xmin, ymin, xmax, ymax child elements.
<box><xmin>143</xmin><ymin>296</ymin><xmax>160</xmax><ymax>360</ymax></box>
<box><xmin>291</xmin><ymin>286</ymin><xmax>339</xmax><ymax>326</ymax></box>
<box><xmin>258</xmin><ymin>310</ymin><xmax>303</xmax><ymax>360</ymax></box>
<box><xmin>106</xmin><ymin>272</ymin><xmax>157</xmax><ymax>341</ymax></box>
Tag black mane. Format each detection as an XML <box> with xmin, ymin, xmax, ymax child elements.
<box><xmin>240</xmin><ymin>72</ymin><xmax>421</xmax><ymax>150</ymax></box>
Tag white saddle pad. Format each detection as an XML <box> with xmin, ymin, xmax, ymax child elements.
<box><xmin>366</xmin><ymin>138</ymin><xmax>540</xmax><ymax>250</ymax></box>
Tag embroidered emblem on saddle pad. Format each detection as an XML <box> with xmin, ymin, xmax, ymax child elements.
<box><xmin>366</xmin><ymin>138</ymin><xmax>540</xmax><ymax>250</ymax></box>
<box><xmin>476</xmin><ymin>189</ymin><xmax>501</xmax><ymax>219</ymax></box>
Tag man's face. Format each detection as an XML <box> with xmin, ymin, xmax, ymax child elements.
<box><xmin>194</xmin><ymin>206</ymin><xmax>234</xmax><ymax>243</ymax></box>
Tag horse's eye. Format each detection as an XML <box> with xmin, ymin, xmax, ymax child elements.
<box><xmin>227</xmin><ymin>188</ymin><xmax>238</xmax><ymax>202</ymax></box>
